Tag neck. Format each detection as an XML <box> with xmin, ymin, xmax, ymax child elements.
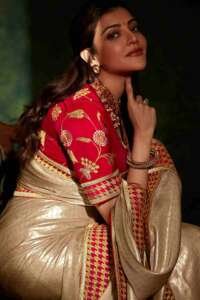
<box><xmin>98</xmin><ymin>72</ymin><xmax>126</xmax><ymax>100</ymax></box>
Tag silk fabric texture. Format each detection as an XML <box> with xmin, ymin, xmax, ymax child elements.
<box><xmin>0</xmin><ymin>80</ymin><xmax>200</xmax><ymax>299</ymax></box>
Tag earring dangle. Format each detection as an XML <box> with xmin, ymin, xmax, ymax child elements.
<box><xmin>92</xmin><ymin>64</ymin><xmax>100</xmax><ymax>75</ymax></box>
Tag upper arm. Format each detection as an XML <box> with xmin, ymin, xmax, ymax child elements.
<box><xmin>55</xmin><ymin>96</ymin><xmax>121</xmax><ymax>220</ymax></box>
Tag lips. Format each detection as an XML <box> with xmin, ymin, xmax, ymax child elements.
<box><xmin>126</xmin><ymin>48</ymin><xmax>143</xmax><ymax>57</ymax></box>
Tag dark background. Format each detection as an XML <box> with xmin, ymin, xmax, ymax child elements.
<box><xmin>28</xmin><ymin>0</ymin><xmax>200</xmax><ymax>225</ymax></box>
<box><xmin>1</xmin><ymin>0</ymin><xmax>200</xmax><ymax>224</ymax></box>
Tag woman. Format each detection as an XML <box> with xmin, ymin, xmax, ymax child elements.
<box><xmin>0</xmin><ymin>0</ymin><xmax>200</xmax><ymax>299</ymax></box>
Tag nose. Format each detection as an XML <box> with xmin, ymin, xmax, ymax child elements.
<box><xmin>127</xmin><ymin>30</ymin><xmax>138</xmax><ymax>45</ymax></box>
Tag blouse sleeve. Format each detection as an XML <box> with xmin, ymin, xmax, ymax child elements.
<box><xmin>56</xmin><ymin>96</ymin><xmax>122</xmax><ymax>205</ymax></box>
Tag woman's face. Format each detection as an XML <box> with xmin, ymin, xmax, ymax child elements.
<box><xmin>92</xmin><ymin>7</ymin><xmax>147</xmax><ymax>75</ymax></box>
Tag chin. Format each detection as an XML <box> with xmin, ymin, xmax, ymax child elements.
<box><xmin>130</xmin><ymin>61</ymin><xmax>147</xmax><ymax>71</ymax></box>
<box><xmin>120</xmin><ymin>59</ymin><xmax>147</xmax><ymax>72</ymax></box>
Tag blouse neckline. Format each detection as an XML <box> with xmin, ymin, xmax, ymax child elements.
<box><xmin>89</xmin><ymin>78</ymin><xmax>129</xmax><ymax>151</ymax></box>
<box><xmin>90</xmin><ymin>78</ymin><xmax>121</xmax><ymax>129</ymax></box>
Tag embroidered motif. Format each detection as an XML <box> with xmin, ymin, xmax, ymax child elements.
<box><xmin>38</xmin><ymin>130</ymin><xmax>46</xmax><ymax>147</ymax></box>
<box><xmin>91</xmin><ymin>79</ymin><xmax>121</xmax><ymax>129</ymax></box>
<box><xmin>61</xmin><ymin>106</ymin><xmax>116</xmax><ymax>187</ymax></box>
<box><xmin>101</xmin><ymin>153</ymin><xmax>114</xmax><ymax>165</ymax></box>
<box><xmin>51</xmin><ymin>104</ymin><xmax>62</xmax><ymax>121</ymax></box>
<box><xmin>67</xmin><ymin>149</ymin><xmax>78</xmax><ymax>163</ymax></box>
<box><xmin>67</xmin><ymin>109</ymin><xmax>86</xmax><ymax>119</ymax></box>
<box><xmin>80</xmin><ymin>157</ymin><xmax>100</xmax><ymax>179</ymax></box>
<box><xmin>93</xmin><ymin>130</ymin><xmax>107</xmax><ymax>147</ymax></box>
<box><xmin>74</xmin><ymin>88</ymin><xmax>90</xmax><ymax>99</ymax></box>
<box><xmin>90</xmin><ymin>79</ymin><xmax>129</xmax><ymax>152</ymax></box>
<box><xmin>76</xmin><ymin>137</ymin><xmax>91</xmax><ymax>143</ymax></box>
<box><xmin>81</xmin><ymin>224</ymin><xmax>112</xmax><ymax>300</ymax></box>
<box><xmin>97</xmin><ymin>112</ymin><xmax>101</xmax><ymax>122</ymax></box>
<box><xmin>60</xmin><ymin>130</ymin><xmax>73</xmax><ymax>147</ymax></box>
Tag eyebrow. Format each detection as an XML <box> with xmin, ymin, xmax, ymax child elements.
<box><xmin>101</xmin><ymin>18</ymin><xmax>136</xmax><ymax>35</ymax></box>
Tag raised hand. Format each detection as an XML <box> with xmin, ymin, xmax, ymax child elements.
<box><xmin>125</xmin><ymin>77</ymin><xmax>156</xmax><ymax>143</ymax></box>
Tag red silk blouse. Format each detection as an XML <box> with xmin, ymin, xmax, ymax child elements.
<box><xmin>39</xmin><ymin>79</ymin><xmax>128</xmax><ymax>205</ymax></box>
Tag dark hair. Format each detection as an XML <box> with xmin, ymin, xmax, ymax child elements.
<box><xmin>17</xmin><ymin>0</ymin><xmax>135</xmax><ymax>164</ymax></box>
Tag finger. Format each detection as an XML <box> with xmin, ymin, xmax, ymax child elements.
<box><xmin>125</xmin><ymin>77</ymin><xmax>135</xmax><ymax>102</ymax></box>
<box><xmin>143</xmin><ymin>98</ymin><xmax>149</xmax><ymax>105</ymax></box>
<box><xmin>135</xmin><ymin>95</ymin><xmax>143</xmax><ymax>103</ymax></box>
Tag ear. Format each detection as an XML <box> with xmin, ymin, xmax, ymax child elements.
<box><xmin>80</xmin><ymin>48</ymin><xmax>91</xmax><ymax>63</ymax></box>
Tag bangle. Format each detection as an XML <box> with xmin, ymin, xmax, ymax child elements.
<box><xmin>127</xmin><ymin>149</ymin><xmax>159</xmax><ymax>170</ymax></box>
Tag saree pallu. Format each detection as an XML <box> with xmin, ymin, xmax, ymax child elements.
<box><xmin>0</xmin><ymin>151</ymin><xmax>200</xmax><ymax>299</ymax></box>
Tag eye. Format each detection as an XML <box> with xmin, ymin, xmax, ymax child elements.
<box><xmin>129</xmin><ymin>22</ymin><xmax>139</xmax><ymax>33</ymax></box>
<box><xmin>132</xmin><ymin>25</ymin><xmax>139</xmax><ymax>32</ymax></box>
<box><xmin>106</xmin><ymin>30</ymin><xmax>120</xmax><ymax>40</ymax></box>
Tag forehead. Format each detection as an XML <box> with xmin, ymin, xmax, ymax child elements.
<box><xmin>96</xmin><ymin>7</ymin><xmax>134</xmax><ymax>31</ymax></box>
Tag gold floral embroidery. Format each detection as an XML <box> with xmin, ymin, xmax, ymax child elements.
<box><xmin>38</xmin><ymin>130</ymin><xmax>46</xmax><ymax>147</ymax></box>
<box><xmin>93</xmin><ymin>130</ymin><xmax>107</xmax><ymax>147</ymax></box>
<box><xmin>67</xmin><ymin>149</ymin><xmax>78</xmax><ymax>163</ymax></box>
<box><xmin>101</xmin><ymin>153</ymin><xmax>114</xmax><ymax>165</ymax></box>
<box><xmin>60</xmin><ymin>100</ymin><xmax>114</xmax><ymax>181</ymax></box>
<box><xmin>80</xmin><ymin>157</ymin><xmax>100</xmax><ymax>179</ymax></box>
<box><xmin>67</xmin><ymin>109</ymin><xmax>85</xmax><ymax>119</ymax></box>
<box><xmin>76</xmin><ymin>137</ymin><xmax>91</xmax><ymax>143</ymax></box>
<box><xmin>97</xmin><ymin>112</ymin><xmax>101</xmax><ymax>122</ymax></box>
<box><xmin>52</xmin><ymin>104</ymin><xmax>62</xmax><ymax>121</ymax></box>
<box><xmin>73</xmin><ymin>88</ymin><xmax>90</xmax><ymax>99</ymax></box>
<box><xmin>60</xmin><ymin>130</ymin><xmax>73</xmax><ymax>147</ymax></box>
<box><xmin>91</xmin><ymin>79</ymin><xmax>120</xmax><ymax>128</ymax></box>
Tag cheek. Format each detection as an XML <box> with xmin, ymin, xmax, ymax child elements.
<box><xmin>140</xmin><ymin>34</ymin><xmax>147</xmax><ymax>50</ymax></box>
<box><xmin>99</xmin><ymin>43</ymin><xmax>123</xmax><ymax>65</ymax></box>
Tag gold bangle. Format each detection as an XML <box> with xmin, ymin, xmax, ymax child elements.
<box><xmin>127</xmin><ymin>149</ymin><xmax>159</xmax><ymax>170</ymax></box>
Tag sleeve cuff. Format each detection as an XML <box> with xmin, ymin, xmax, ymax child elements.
<box><xmin>79</xmin><ymin>170</ymin><xmax>121</xmax><ymax>205</ymax></box>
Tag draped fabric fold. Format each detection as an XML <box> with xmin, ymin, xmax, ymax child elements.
<box><xmin>112</xmin><ymin>168</ymin><xmax>200</xmax><ymax>300</ymax></box>
<box><xmin>112</xmin><ymin>169</ymin><xmax>181</xmax><ymax>299</ymax></box>
<box><xmin>0</xmin><ymin>151</ymin><xmax>200</xmax><ymax>300</ymax></box>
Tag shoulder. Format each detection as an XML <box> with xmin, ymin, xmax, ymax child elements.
<box><xmin>55</xmin><ymin>84</ymin><xmax>104</xmax><ymax>115</ymax></box>
<box><xmin>46</xmin><ymin>85</ymin><xmax>109</xmax><ymax>137</ymax></box>
<box><xmin>45</xmin><ymin>84</ymin><xmax>104</xmax><ymax>124</ymax></box>
<box><xmin>64</xmin><ymin>83</ymin><xmax>103</xmax><ymax>108</ymax></box>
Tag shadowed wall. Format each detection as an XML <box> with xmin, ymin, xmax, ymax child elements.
<box><xmin>0</xmin><ymin>0</ymin><xmax>31</xmax><ymax>123</ymax></box>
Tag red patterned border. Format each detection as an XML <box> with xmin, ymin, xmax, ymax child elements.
<box><xmin>82</xmin><ymin>224</ymin><xmax>112</xmax><ymax>300</ymax></box>
<box><xmin>116</xmin><ymin>261</ymin><xmax>127</xmax><ymax>300</ymax></box>
<box><xmin>81</xmin><ymin>172</ymin><xmax>121</xmax><ymax>205</ymax></box>
<box><xmin>111</xmin><ymin>220</ymin><xmax>127</xmax><ymax>300</ymax></box>
<box><xmin>151</xmin><ymin>139</ymin><xmax>174</xmax><ymax>169</ymax></box>
<box><xmin>128</xmin><ymin>183</ymin><xmax>147</xmax><ymax>263</ymax></box>
<box><xmin>163</xmin><ymin>283</ymin><xmax>175</xmax><ymax>300</ymax></box>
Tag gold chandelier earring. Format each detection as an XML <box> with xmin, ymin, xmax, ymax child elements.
<box><xmin>92</xmin><ymin>63</ymin><xmax>100</xmax><ymax>75</ymax></box>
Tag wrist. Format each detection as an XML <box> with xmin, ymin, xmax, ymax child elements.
<box><xmin>133</xmin><ymin>132</ymin><xmax>153</xmax><ymax>145</ymax></box>
<box><xmin>131</xmin><ymin>136</ymin><xmax>152</xmax><ymax>162</ymax></box>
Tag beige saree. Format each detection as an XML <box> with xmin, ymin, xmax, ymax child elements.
<box><xmin>0</xmin><ymin>145</ymin><xmax>200</xmax><ymax>300</ymax></box>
